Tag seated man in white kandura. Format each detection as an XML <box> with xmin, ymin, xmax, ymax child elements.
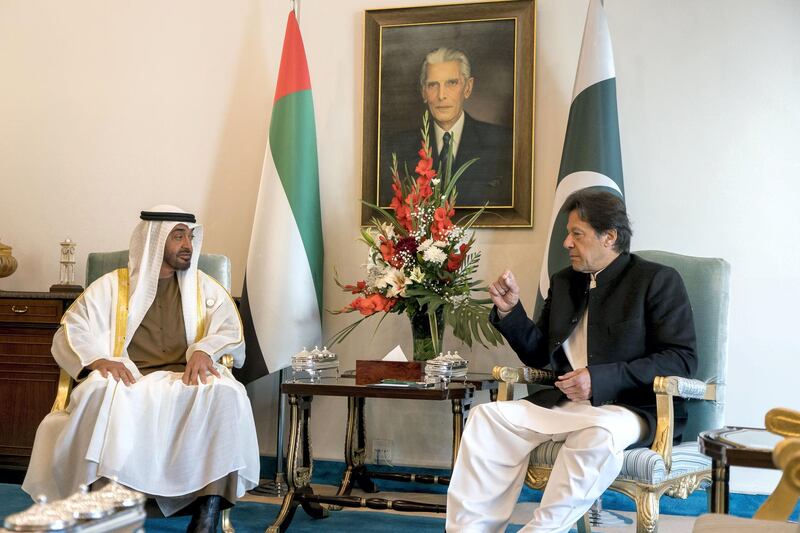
<box><xmin>23</xmin><ymin>206</ymin><xmax>260</xmax><ymax>533</ymax></box>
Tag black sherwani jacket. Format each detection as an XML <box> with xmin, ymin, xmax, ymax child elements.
<box><xmin>490</xmin><ymin>253</ymin><xmax>697</xmax><ymax>448</ymax></box>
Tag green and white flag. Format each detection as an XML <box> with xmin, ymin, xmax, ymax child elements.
<box><xmin>237</xmin><ymin>11</ymin><xmax>323</xmax><ymax>383</ymax></box>
<box><xmin>537</xmin><ymin>0</ymin><xmax>624</xmax><ymax>310</ymax></box>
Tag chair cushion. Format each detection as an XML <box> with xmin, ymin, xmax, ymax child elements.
<box><xmin>530</xmin><ymin>441</ymin><xmax>711</xmax><ymax>485</ymax></box>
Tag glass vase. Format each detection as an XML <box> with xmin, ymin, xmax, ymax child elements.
<box><xmin>410</xmin><ymin>306</ymin><xmax>445</xmax><ymax>362</ymax></box>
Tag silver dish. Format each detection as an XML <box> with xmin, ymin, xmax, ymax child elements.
<box><xmin>291</xmin><ymin>346</ymin><xmax>339</xmax><ymax>382</ymax></box>
<box><xmin>425</xmin><ymin>351</ymin><xmax>469</xmax><ymax>383</ymax></box>
<box><xmin>54</xmin><ymin>485</ymin><xmax>114</xmax><ymax>520</ymax></box>
<box><xmin>3</xmin><ymin>496</ymin><xmax>78</xmax><ymax>532</ymax></box>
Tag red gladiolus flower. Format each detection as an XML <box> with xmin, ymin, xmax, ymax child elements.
<box><xmin>389</xmin><ymin>175</ymin><xmax>413</xmax><ymax>231</ymax></box>
<box><xmin>415</xmin><ymin>156</ymin><xmax>433</xmax><ymax>176</ymax></box>
<box><xmin>379</xmin><ymin>236</ymin><xmax>404</xmax><ymax>268</ymax></box>
<box><xmin>416</xmin><ymin>176</ymin><xmax>433</xmax><ymax>200</ymax></box>
<box><xmin>431</xmin><ymin>206</ymin><xmax>455</xmax><ymax>241</ymax></box>
<box><xmin>379</xmin><ymin>236</ymin><xmax>395</xmax><ymax>262</ymax></box>
<box><xmin>349</xmin><ymin>293</ymin><xmax>396</xmax><ymax>316</ymax></box>
<box><xmin>396</xmin><ymin>205</ymin><xmax>413</xmax><ymax>232</ymax></box>
<box><xmin>349</xmin><ymin>296</ymin><xmax>374</xmax><ymax>316</ymax></box>
<box><xmin>343</xmin><ymin>280</ymin><xmax>367</xmax><ymax>294</ymax></box>
<box><xmin>446</xmin><ymin>243</ymin><xmax>470</xmax><ymax>272</ymax></box>
<box><xmin>383</xmin><ymin>297</ymin><xmax>398</xmax><ymax>312</ymax></box>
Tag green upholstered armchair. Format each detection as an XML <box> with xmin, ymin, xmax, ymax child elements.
<box><xmin>53</xmin><ymin>250</ymin><xmax>236</xmax><ymax>533</ymax></box>
<box><xmin>493</xmin><ymin>250</ymin><xmax>731</xmax><ymax>533</ymax></box>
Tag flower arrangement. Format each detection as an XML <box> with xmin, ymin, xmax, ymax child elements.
<box><xmin>331</xmin><ymin>112</ymin><xmax>503</xmax><ymax>360</ymax></box>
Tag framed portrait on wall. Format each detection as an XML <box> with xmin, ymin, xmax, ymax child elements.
<box><xmin>361</xmin><ymin>0</ymin><xmax>535</xmax><ymax>227</ymax></box>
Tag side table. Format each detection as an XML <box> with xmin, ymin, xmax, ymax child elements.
<box><xmin>699</xmin><ymin>426</ymin><xmax>782</xmax><ymax>513</ymax></box>
<box><xmin>267</xmin><ymin>378</ymin><xmax>476</xmax><ymax>532</ymax></box>
<box><xmin>0</xmin><ymin>291</ymin><xmax>76</xmax><ymax>472</ymax></box>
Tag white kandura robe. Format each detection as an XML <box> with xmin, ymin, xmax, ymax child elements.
<box><xmin>447</xmin><ymin>273</ymin><xmax>647</xmax><ymax>533</ymax></box>
<box><xmin>23</xmin><ymin>266</ymin><xmax>260</xmax><ymax>515</ymax></box>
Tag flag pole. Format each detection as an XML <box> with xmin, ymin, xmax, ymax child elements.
<box><xmin>250</xmin><ymin>0</ymin><xmax>301</xmax><ymax>499</ymax></box>
<box><xmin>250</xmin><ymin>369</ymin><xmax>289</xmax><ymax>496</ymax></box>
<box><xmin>246</xmin><ymin>0</ymin><xmax>322</xmax><ymax>499</ymax></box>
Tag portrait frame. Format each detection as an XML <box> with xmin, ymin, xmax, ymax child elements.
<box><xmin>361</xmin><ymin>0</ymin><xmax>535</xmax><ymax>227</ymax></box>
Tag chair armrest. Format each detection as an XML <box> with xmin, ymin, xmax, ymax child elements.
<box><xmin>651</xmin><ymin>376</ymin><xmax>718</xmax><ymax>472</ymax></box>
<box><xmin>491</xmin><ymin>366</ymin><xmax>556</xmax><ymax>402</ymax></box>
<box><xmin>753</xmin><ymin>436</ymin><xmax>800</xmax><ymax>520</ymax></box>
<box><xmin>51</xmin><ymin>368</ymin><xmax>74</xmax><ymax>413</ymax></box>
<box><xmin>491</xmin><ymin>365</ymin><xmax>556</xmax><ymax>385</ymax></box>
<box><xmin>653</xmin><ymin>376</ymin><xmax>718</xmax><ymax>400</ymax></box>
<box><xmin>765</xmin><ymin>407</ymin><xmax>800</xmax><ymax>438</ymax></box>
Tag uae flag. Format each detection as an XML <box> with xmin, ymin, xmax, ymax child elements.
<box><xmin>536</xmin><ymin>0</ymin><xmax>624</xmax><ymax>312</ymax></box>
<box><xmin>236</xmin><ymin>11</ymin><xmax>323</xmax><ymax>383</ymax></box>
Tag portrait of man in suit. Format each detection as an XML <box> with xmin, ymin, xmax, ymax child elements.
<box><xmin>370</xmin><ymin>10</ymin><xmax>521</xmax><ymax>207</ymax></box>
<box><xmin>379</xmin><ymin>46</ymin><xmax>514</xmax><ymax>208</ymax></box>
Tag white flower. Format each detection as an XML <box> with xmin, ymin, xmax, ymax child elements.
<box><xmin>447</xmin><ymin>227</ymin><xmax>466</xmax><ymax>244</ymax></box>
<box><xmin>373</xmin><ymin>268</ymin><xmax>391</xmax><ymax>289</ymax></box>
<box><xmin>409</xmin><ymin>266</ymin><xmax>425</xmax><ymax>283</ymax></box>
<box><xmin>431</xmin><ymin>178</ymin><xmax>441</xmax><ymax>186</ymax></box>
<box><xmin>365</xmin><ymin>253</ymin><xmax>388</xmax><ymax>289</ymax></box>
<box><xmin>380</xmin><ymin>222</ymin><xmax>395</xmax><ymax>240</ymax></box>
<box><xmin>383</xmin><ymin>269</ymin><xmax>412</xmax><ymax>298</ymax></box>
<box><xmin>418</xmin><ymin>238</ymin><xmax>434</xmax><ymax>252</ymax></box>
<box><xmin>423</xmin><ymin>246</ymin><xmax>447</xmax><ymax>264</ymax></box>
<box><xmin>445</xmin><ymin>293</ymin><xmax>470</xmax><ymax>308</ymax></box>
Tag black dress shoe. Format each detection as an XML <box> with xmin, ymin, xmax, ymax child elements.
<box><xmin>186</xmin><ymin>495</ymin><xmax>221</xmax><ymax>533</ymax></box>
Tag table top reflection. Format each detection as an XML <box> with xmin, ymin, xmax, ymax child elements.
<box><xmin>281</xmin><ymin>376</ymin><xmax>473</xmax><ymax>400</ymax></box>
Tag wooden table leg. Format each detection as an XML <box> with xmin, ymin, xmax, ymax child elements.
<box><xmin>335</xmin><ymin>396</ymin><xmax>377</xmax><ymax>502</ymax></box>
<box><xmin>267</xmin><ymin>394</ymin><xmax>328</xmax><ymax>532</ymax></box>
<box><xmin>450</xmin><ymin>386</ymin><xmax>474</xmax><ymax>467</ymax></box>
<box><xmin>708</xmin><ymin>458</ymin><xmax>730</xmax><ymax>514</ymax></box>
<box><xmin>451</xmin><ymin>398</ymin><xmax>464</xmax><ymax>468</ymax></box>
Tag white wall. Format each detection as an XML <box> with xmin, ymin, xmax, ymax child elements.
<box><xmin>1</xmin><ymin>0</ymin><xmax>798</xmax><ymax>494</ymax></box>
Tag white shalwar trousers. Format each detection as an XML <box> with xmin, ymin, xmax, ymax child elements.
<box><xmin>446</xmin><ymin>399</ymin><xmax>646</xmax><ymax>533</ymax></box>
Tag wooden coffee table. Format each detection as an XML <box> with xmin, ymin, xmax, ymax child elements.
<box><xmin>699</xmin><ymin>426</ymin><xmax>782</xmax><ymax>513</ymax></box>
<box><xmin>266</xmin><ymin>377</ymin><xmax>486</xmax><ymax>532</ymax></box>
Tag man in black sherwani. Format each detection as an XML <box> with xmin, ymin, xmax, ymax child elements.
<box><xmin>446</xmin><ymin>190</ymin><xmax>697</xmax><ymax>532</ymax></box>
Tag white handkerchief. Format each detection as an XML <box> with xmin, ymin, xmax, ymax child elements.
<box><xmin>382</xmin><ymin>345</ymin><xmax>408</xmax><ymax>361</ymax></box>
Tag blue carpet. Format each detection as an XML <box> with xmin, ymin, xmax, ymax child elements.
<box><xmin>0</xmin><ymin>483</ymin><xmax>452</xmax><ymax>532</ymax></box>
<box><xmin>0</xmin><ymin>483</ymin><xmax>458</xmax><ymax>533</ymax></box>
<box><xmin>280</xmin><ymin>457</ymin><xmax>800</xmax><ymax>521</ymax></box>
<box><xmin>145</xmin><ymin>500</ymin><xmax>455</xmax><ymax>533</ymax></box>
<box><xmin>3</xmin><ymin>479</ymin><xmax>798</xmax><ymax>531</ymax></box>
